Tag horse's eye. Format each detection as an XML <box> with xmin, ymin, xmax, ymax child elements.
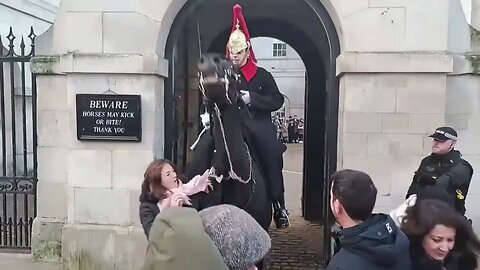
<box><xmin>214</xmin><ymin>57</ymin><xmax>220</xmax><ymax>63</ymax></box>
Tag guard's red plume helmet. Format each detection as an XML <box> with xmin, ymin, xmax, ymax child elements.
<box><xmin>226</xmin><ymin>4</ymin><xmax>257</xmax><ymax>63</ymax></box>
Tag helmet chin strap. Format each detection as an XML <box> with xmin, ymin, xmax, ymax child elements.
<box><xmin>235</xmin><ymin>54</ymin><xmax>249</xmax><ymax>69</ymax></box>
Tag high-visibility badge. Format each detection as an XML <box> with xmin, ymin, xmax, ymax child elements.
<box><xmin>456</xmin><ymin>189</ymin><xmax>465</xmax><ymax>200</ymax></box>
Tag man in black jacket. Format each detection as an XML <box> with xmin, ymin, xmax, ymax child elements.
<box><xmin>328</xmin><ymin>169</ymin><xmax>412</xmax><ymax>270</ymax></box>
<box><xmin>406</xmin><ymin>126</ymin><xmax>474</xmax><ymax>216</ymax></box>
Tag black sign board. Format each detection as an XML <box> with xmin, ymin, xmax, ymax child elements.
<box><xmin>76</xmin><ymin>94</ymin><xmax>142</xmax><ymax>142</ymax></box>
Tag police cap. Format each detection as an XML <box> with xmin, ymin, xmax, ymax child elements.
<box><xmin>428</xmin><ymin>126</ymin><xmax>458</xmax><ymax>142</ymax></box>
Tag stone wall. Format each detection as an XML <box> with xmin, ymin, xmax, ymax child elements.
<box><xmin>336</xmin><ymin>53</ymin><xmax>452</xmax><ymax>212</ymax></box>
<box><xmin>446</xmin><ymin>74</ymin><xmax>480</xmax><ymax>230</ymax></box>
<box><xmin>31</xmin><ymin>0</ymin><xmax>167</xmax><ymax>268</ymax></box>
<box><xmin>29</xmin><ymin>0</ymin><xmax>480</xmax><ymax>269</ymax></box>
<box><xmin>334</xmin><ymin>0</ymin><xmax>480</xmax><ymax>233</ymax></box>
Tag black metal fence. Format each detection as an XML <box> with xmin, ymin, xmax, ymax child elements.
<box><xmin>0</xmin><ymin>27</ymin><xmax>37</xmax><ymax>250</ymax></box>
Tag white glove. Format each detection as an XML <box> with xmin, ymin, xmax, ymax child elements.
<box><xmin>389</xmin><ymin>194</ymin><xmax>417</xmax><ymax>226</ymax></box>
<box><xmin>200</xmin><ymin>112</ymin><xmax>210</xmax><ymax>128</ymax></box>
<box><xmin>240</xmin><ymin>90</ymin><xmax>251</xmax><ymax>104</ymax></box>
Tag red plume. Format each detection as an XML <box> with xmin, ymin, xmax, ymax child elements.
<box><xmin>226</xmin><ymin>4</ymin><xmax>257</xmax><ymax>63</ymax></box>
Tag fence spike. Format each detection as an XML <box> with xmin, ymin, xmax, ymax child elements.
<box><xmin>6</xmin><ymin>27</ymin><xmax>15</xmax><ymax>56</ymax></box>
<box><xmin>28</xmin><ymin>27</ymin><xmax>36</xmax><ymax>56</ymax></box>
<box><xmin>20</xmin><ymin>36</ymin><xmax>25</xmax><ymax>56</ymax></box>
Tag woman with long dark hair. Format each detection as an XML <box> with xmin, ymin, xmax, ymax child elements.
<box><xmin>402</xmin><ymin>198</ymin><xmax>480</xmax><ymax>270</ymax></box>
<box><xmin>139</xmin><ymin>159</ymin><xmax>211</xmax><ymax>238</ymax></box>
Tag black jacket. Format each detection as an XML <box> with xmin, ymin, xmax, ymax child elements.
<box><xmin>327</xmin><ymin>214</ymin><xmax>412</xmax><ymax>270</ymax></box>
<box><xmin>239</xmin><ymin>67</ymin><xmax>284</xmax><ymax>120</ymax></box>
<box><xmin>139</xmin><ymin>183</ymin><xmax>160</xmax><ymax>239</ymax></box>
<box><xmin>237</xmin><ymin>67</ymin><xmax>283</xmax><ymax>141</ymax></box>
<box><xmin>406</xmin><ymin>150</ymin><xmax>473</xmax><ymax>214</ymax></box>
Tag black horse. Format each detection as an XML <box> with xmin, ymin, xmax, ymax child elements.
<box><xmin>187</xmin><ymin>53</ymin><xmax>272</xmax><ymax>234</ymax></box>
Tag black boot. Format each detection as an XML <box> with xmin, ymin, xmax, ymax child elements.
<box><xmin>273</xmin><ymin>201</ymin><xmax>290</xmax><ymax>229</ymax></box>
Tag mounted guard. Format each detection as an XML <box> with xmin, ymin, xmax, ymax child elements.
<box><xmin>226</xmin><ymin>4</ymin><xmax>290</xmax><ymax>229</ymax></box>
<box><xmin>187</xmin><ymin>4</ymin><xmax>289</xmax><ymax>229</ymax></box>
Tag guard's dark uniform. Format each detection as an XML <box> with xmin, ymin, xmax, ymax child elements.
<box><xmin>237</xmin><ymin>66</ymin><xmax>286</xmax><ymax>199</ymax></box>
<box><xmin>406</xmin><ymin>135</ymin><xmax>473</xmax><ymax>216</ymax></box>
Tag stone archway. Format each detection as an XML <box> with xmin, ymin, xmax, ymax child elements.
<box><xmin>160</xmin><ymin>0</ymin><xmax>340</xmax><ymax>240</ymax></box>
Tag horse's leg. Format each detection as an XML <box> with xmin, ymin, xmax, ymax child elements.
<box><xmin>208</xmin><ymin>178</ymin><xmax>223</xmax><ymax>207</ymax></box>
<box><xmin>244</xmin><ymin>162</ymin><xmax>273</xmax><ymax>232</ymax></box>
<box><xmin>220</xmin><ymin>179</ymin><xmax>245</xmax><ymax>208</ymax></box>
<box><xmin>188</xmin><ymin>172</ymin><xmax>223</xmax><ymax>211</ymax></box>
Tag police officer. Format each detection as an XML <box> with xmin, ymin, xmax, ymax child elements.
<box><xmin>406</xmin><ymin>127</ymin><xmax>474</xmax><ymax>216</ymax></box>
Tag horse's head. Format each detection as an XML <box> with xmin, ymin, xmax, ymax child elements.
<box><xmin>197</xmin><ymin>53</ymin><xmax>239</xmax><ymax>107</ymax></box>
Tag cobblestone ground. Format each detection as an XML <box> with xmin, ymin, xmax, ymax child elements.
<box><xmin>265</xmin><ymin>213</ymin><xmax>325</xmax><ymax>270</ymax></box>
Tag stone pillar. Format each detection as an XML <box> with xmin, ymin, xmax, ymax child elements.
<box><xmin>336</xmin><ymin>53</ymin><xmax>452</xmax><ymax>212</ymax></box>
<box><xmin>446</xmin><ymin>0</ymin><xmax>480</xmax><ymax>234</ymax></box>
<box><xmin>471</xmin><ymin>0</ymin><xmax>480</xmax><ymax>30</ymax></box>
<box><xmin>30</xmin><ymin>0</ymin><xmax>167</xmax><ymax>269</ymax></box>
<box><xmin>445</xmin><ymin>71</ymin><xmax>480</xmax><ymax>235</ymax></box>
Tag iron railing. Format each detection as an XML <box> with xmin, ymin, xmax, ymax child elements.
<box><xmin>0</xmin><ymin>26</ymin><xmax>37</xmax><ymax>250</ymax></box>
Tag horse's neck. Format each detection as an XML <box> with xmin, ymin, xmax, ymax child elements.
<box><xmin>212</xmin><ymin>103</ymin><xmax>250</xmax><ymax>180</ymax></box>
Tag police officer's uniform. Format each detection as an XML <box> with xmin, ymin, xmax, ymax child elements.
<box><xmin>406</xmin><ymin>127</ymin><xmax>474</xmax><ymax>216</ymax></box>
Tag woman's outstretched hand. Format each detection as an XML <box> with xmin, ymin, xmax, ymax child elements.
<box><xmin>158</xmin><ymin>170</ymin><xmax>213</xmax><ymax>211</ymax></box>
<box><xmin>182</xmin><ymin>170</ymin><xmax>213</xmax><ymax>196</ymax></box>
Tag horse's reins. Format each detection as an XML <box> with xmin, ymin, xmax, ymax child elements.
<box><xmin>212</xmin><ymin>104</ymin><xmax>253</xmax><ymax>184</ymax></box>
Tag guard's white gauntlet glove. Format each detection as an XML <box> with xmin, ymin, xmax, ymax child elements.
<box><xmin>240</xmin><ymin>90</ymin><xmax>251</xmax><ymax>104</ymax></box>
<box><xmin>200</xmin><ymin>112</ymin><xmax>210</xmax><ymax>128</ymax></box>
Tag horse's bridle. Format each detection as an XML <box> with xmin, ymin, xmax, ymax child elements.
<box><xmin>198</xmin><ymin>68</ymin><xmax>237</xmax><ymax>105</ymax></box>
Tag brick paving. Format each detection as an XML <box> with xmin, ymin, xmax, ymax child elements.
<box><xmin>265</xmin><ymin>213</ymin><xmax>325</xmax><ymax>270</ymax></box>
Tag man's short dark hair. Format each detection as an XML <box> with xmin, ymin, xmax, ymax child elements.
<box><xmin>331</xmin><ymin>169</ymin><xmax>377</xmax><ymax>221</ymax></box>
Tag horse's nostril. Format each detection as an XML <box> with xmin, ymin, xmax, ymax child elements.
<box><xmin>200</xmin><ymin>57</ymin><xmax>205</xmax><ymax>63</ymax></box>
<box><xmin>214</xmin><ymin>57</ymin><xmax>220</xmax><ymax>63</ymax></box>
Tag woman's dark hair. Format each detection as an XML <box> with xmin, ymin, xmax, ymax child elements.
<box><xmin>402</xmin><ymin>199</ymin><xmax>480</xmax><ymax>266</ymax></box>
<box><xmin>415</xmin><ymin>186</ymin><xmax>455</xmax><ymax>207</ymax></box>
<box><xmin>139</xmin><ymin>159</ymin><xmax>183</xmax><ymax>202</ymax></box>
